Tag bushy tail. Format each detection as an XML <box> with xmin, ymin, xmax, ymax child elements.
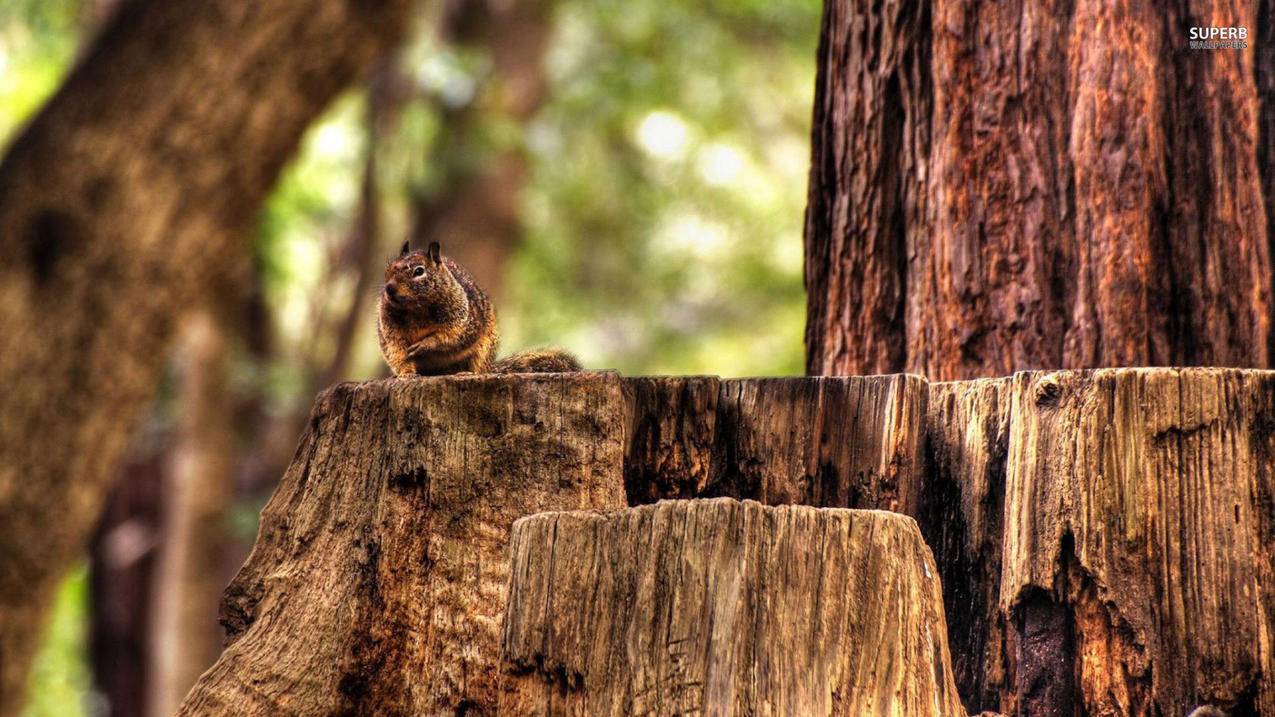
<box><xmin>492</xmin><ymin>349</ymin><xmax>582</xmax><ymax>374</ymax></box>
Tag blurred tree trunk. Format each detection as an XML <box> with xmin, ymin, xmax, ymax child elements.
<box><xmin>411</xmin><ymin>0</ymin><xmax>554</xmax><ymax>305</ymax></box>
<box><xmin>147</xmin><ymin>309</ymin><xmax>235</xmax><ymax>717</ymax></box>
<box><xmin>315</xmin><ymin>60</ymin><xmax>395</xmax><ymax>390</ymax></box>
<box><xmin>0</xmin><ymin>0</ymin><xmax>414</xmax><ymax>712</ymax></box>
<box><xmin>803</xmin><ymin>0</ymin><xmax>1272</xmax><ymax>381</ymax></box>
<box><xmin>88</xmin><ymin>454</ymin><xmax>163</xmax><ymax>717</ymax></box>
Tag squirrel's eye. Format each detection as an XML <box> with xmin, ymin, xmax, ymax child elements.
<box><xmin>412</xmin><ymin>266</ymin><xmax>426</xmax><ymax>278</ymax></box>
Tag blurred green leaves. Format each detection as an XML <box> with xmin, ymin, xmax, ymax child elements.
<box><xmin>0</xmin><ymin>0</ymin><xmax>79</xmax><ymax>141</ymax></box>
<box><xmin>504</xmin><ymin>0</ymin><xmax>817</xmax><ymax>375</ymax></box>
<box><xmin>22</xmin><ymin>567</ymin><xmax>91</xmax><ymax>717</ymax></box>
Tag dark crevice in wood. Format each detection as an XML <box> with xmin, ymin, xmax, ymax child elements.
<box><xmin>1012</xmin><ymin>583</ymin><xmax>1077</xmax><ymax>717</ymax></box>
<box><xmin>1258</xmin><ymin>0</ymin><xmax>1275</xmax><ymax>366</ymax></box>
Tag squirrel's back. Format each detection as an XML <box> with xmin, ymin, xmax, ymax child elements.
<box><xmin>492</xmin><ymin>349</ymin><xmax>582</xmax><ymax>374</ymax></box>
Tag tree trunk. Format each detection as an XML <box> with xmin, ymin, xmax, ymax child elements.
<box><xmin>0</xmin><ymin>0</ymin><xmax>414</xmax><ymax>709</ymax></box>
<box><xmin>88</xmin><ymin>453</ymin><xmax>164</xmax><ymax>717</ymax></box>
<box><xmin>179</xmin><ymin>374</ymin><xmax>931</xmax><ymax>714</ymax></box>
<box><xmin>148</xmin><ymin>310</ymin><xmax>236</xmax><ymax>717</ymax></box>
<box><xmin>181</xmin><ymin>370</ymin><xmax>1273</xmax><ymax>715</ymax></box>
<box><xmin>500</xmin><ymin>499</ymin><xmax>965</xmax><ymax>716</ymax></box>
<box><xmin>803</xmin><ymin>0</ymin><xmax>1273</xmax><ymax>380</ymax></box>
<box><xmin>177</xmin><ymin>374</ymin><xmax>627</xmax><ymax>715</ymax></box>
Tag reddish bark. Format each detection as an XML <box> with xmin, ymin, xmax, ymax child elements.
<box><xmin>804</xmin><ymin>0</ymin><xmax>1272</xmax><ymax>381</ymax></box>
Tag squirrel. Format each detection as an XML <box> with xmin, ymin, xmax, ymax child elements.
<box><xmin>377</xmin><ymin>240</ymin><xmax>581</xmax><ymax>376</ymax></box>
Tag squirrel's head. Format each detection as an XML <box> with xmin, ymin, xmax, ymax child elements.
<box><xmin>381</xmin><ymin>240</ymin><xmax>468</xmax><ymax>328</ymax></box>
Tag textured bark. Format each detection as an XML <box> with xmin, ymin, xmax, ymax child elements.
<box><xmin>177</xmin><ymin>374</ymin><xmax>626</xmax><ymax>715</ymax></box>
<box><xmin>0</xmin><ymin>0</ymin><xmax>414</xmax><ymax>710</ymax></box>
<box><xmin>924</xmin><ymin>368</ymin><xmax>1275</xmax><ymax>715</ymax></box>
<box><xmin>621</xmin><ymin>375</ymin><xmax>927</xmax><ymax>512</ymax></box>
<box><xmin>148</xmin><ymin>311</ymin><xmax>235</xmax><ymax>717</ymax></box>
<box><xmin>921</xmin><ymin>377</ymin><xmax>1012</xmax><ymax>712</ymax></box>
<box><xmin>711</xmin><ymin>376</ymin><xmax>926</xmax><ymax>511</ymax></box>
<box><xmin>621</xmin><ymin>376</ymin><xmax>721</xmax><ymax>503</ymax></box>
<box><xmin>501</xmin><ymin>499</ymin><xmax>965</xmax><ymax>716</ymax></box>
<box><xmin>804</xmin><ymin>0</ymin><xmax>1272</xmax><ymax>380</ymax></box>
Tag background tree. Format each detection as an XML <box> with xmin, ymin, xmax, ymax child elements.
<box><xmin>0</xmin><ymin>0</ymin><xmax>415</xmax><ymax>711</ymax></box>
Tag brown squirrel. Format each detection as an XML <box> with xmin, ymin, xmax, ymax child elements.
<box><xmin>377</xmin><ymin>240</ymin><xmax>581</xmax><ymax>376</ymax></box>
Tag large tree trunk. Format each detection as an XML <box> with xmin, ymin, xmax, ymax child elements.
<box><xmin>501</xmin><ymin>499</ymin><xmax>965</xmax><ymax>716</ymax></box>
<box><xmin>0</xmin><ymin>0</ymin><xmax>414</xmax><ymax>710</ymax></box>
<box><xmin>804</xmin><ymin>3</ymin><xmax>1275</xmax><ymax>713</ymax></box>
<box><xmin>803</xmin><ymin>0</ymin><xmax>1273</xmax><ymax>380</ymax></box>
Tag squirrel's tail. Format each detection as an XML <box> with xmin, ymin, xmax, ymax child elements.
<box><xmin>493</xmin><ymin>349</ymin><xmax>582</xmax><ymax>374</ymax></box>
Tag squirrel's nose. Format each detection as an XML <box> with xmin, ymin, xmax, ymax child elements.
<box><xmin>384</xmin><ymin>282</ymin><xmax>400</xmax><ymax>302</ymax></box>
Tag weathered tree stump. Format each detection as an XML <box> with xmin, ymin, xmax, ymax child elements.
<box><xmin>178</xmin><ymin>369</ymin><xmax>1272</xmax><ymax>715</ymax></box>
<box><xmin>177</xmin><ymin>374</ymin><xmax>627</xmax><ymax>715</ymax></box>
<box><xmin>500</xmin><ymin>499</ymin><xmax>965</xmax><ymax>716</ymax></box>
<box><xmin>924</xmin><ymin>368</ymin><xmax>1275</xmax><ymax>715</ymax></box>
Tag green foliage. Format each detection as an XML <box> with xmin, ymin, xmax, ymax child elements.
<box><xmin>22</xmin><ymin>567</ymin><xmax>91</xmax><ymax>717</ymax></box>
<box><xmin>0</xmin><ymin>0</ymin><xmax>79</xmax><ymax>141</ymax></box>
<box><xmin>502</xmin><ymin>0</ymin><xmax>818</xmax><ymax>376</ymax></box>
<box><xmin>255</xmin><ymin>0</ymin><xmax>819</xmax><ymax>384</ymax></box>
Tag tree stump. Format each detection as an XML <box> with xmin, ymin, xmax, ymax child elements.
<box><xmin>500</xmin><ymin>499</ymin><xmax>965</xmax><ymax>716</ymax></box>
<box><xmin>177</xmin><ymin>374</ymin><xmax>626</xmax><ymax>715</ymax></box>
<box><xmin>177</xmin><ymin>369</ymin><xmax>1273</xmax><ymax>715</ymax></box>
<box><xmin>924</xmin><ymin>368</ymin><xmax>1275</xmax><ymax>715</ymax></box>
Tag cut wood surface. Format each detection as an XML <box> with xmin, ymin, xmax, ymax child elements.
<box><xmin>176</xmin><ymin>374</ymin><xmax>626</xmax><ymax>715</ymax></box>
<box><xmin>500</xmin><ymin>499</ymin><xmax>965</xmax><ymax>716</ymax></box>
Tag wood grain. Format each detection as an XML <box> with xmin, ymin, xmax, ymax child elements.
<box><xmin>500</xmin><ymin>499</ymin><xmax>965</xmax><ymax>716</ymax></box>
<box><xmin>178</xmin><ymin>370</ymin><xmax>1275</xmax><ymax>715</ymax></box>
<box><xmin>622</xmin><ymin>375</ymin><xmax>927</xmax><ymax>513</ymax></box>
<box><xmin>926</xmin><ymin>368</ymin><xmax>1275</xmax><ymax>715</ymax></box>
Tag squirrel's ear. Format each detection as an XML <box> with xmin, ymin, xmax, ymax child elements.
<box><xmin>427</xmin><ymin>241</ymin><xmax>442</xmax><ymax>264</ymax></box>
<box><xmin>398</xmin><ymin>240</ymin><xmax>410</xmax><ymax>257</ymax></box>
